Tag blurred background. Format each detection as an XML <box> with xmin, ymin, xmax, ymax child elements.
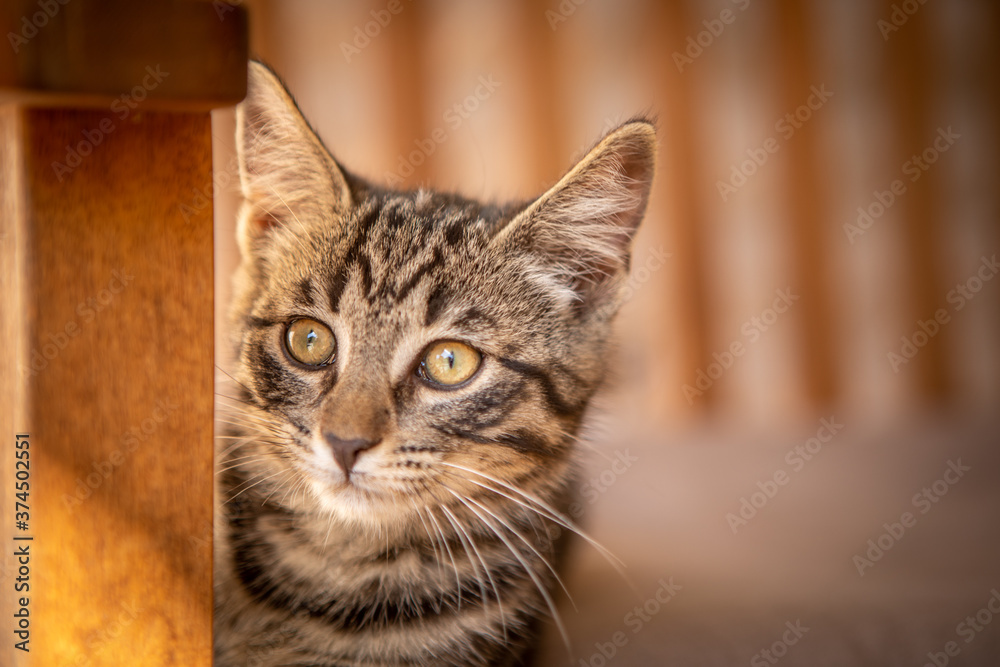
<box><xmin>213</xmin><ymin>1</ymin><xmax>999</xmax><ymax>664</ymax></box>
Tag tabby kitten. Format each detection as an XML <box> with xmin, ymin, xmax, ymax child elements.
<box><xmin>214</xmin><ymin>61</ymin><xmax>656</xmax><ymax>667</ymax></box>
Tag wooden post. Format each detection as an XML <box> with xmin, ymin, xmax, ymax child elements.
<box><xmin>650</xmin><ymin>1</ymin><xmax>712</xmax><ymax>412</ymax></box>
<box><xmin>0</xmin><ymin>2</ymin><xmax>247</xmax><ymax>664</ymax></box>
<box><xmin>883</xmin><ymin>0</ymin><xmax>951</xmax><ymax>401</ymax></box>
<box><xmin>774</xmin><ymin>0</ymin><xmax>839</xmax><ymax>406</ymax></box>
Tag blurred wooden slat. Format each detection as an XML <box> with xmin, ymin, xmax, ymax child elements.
<box><xmin>516</xmin><ymin>0</ymin><xmax>565</xmax><ymax>187</ymax></box>
<box><xmin>388</xmin><ymin>0</ymin><xmax>431</xmax><ymax>185</ymax></box>
<box><xmin>773</xmin><ymin>0</ymin><xmax>839</xmax><ymax>406</ymax></box>
<box><xmin>987</xmin><ymin>2</ymin><xmax>1000</xmax><ymax>394</ymax></box>
<box><xmin>884</xmin><ymin>0</ymin><xmax>951</xmax><ymax>400</ymax></box>
<box><xmin>650</xmin><ymin>0</ymin><xmax>712</xmax><ymax>411</ymax></box>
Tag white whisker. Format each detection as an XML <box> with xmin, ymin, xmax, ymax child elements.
<box><xmin>443</xmin><ymin>486</ymin><xmax>570</xmax><ymax>651</ymax></box>
<box><xmin>426</xmin><ymin>506</ymin><xmax>463</xmax><ymax>611</ymax></box>
<box><xmin>439</xmin><ymin>461</ymin><xmax>627</xmax><ymax>576</ymax></box>
<box><xmin>440</xmin><ymin>503</ymin><xmax>508</xmax><ymax>642</ymax></box>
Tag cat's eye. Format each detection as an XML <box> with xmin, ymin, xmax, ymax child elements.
<box><xmin>285</xmin><ymin>318</ymin><xmax>336</xmax><ymax>367</ymax></box>
<box><xmin>418</xmin><ymin>341</ymin><xmax>482</xmax><ymax>387</ymax></box>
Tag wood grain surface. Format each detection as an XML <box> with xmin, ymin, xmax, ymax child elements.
<box><xmin>2</xmin><ymin>108</ymin><xmax>215</xmax><ymax>665</ymax></box>
<box><xmin>0</xmin><ymin>0</ymin><xmax>248</xmax><ymax>110</ymax></box>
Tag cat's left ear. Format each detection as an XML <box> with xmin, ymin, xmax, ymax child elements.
<box><xmin>497</xmin><ymin>119</ymin><xmax>656</xmax><ymax>316</ymax></box>
<box><xmin>236</xmin><ymin>61</ymin><xmax>352</xmax><ymax>254</ymax></box>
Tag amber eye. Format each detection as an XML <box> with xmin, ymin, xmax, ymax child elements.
<box><xmin>419</xmin><ymin>341</ymin><xmax>482</xmax><ymax>387</ymax></box>
<box><xmin>285</xmin><ymin>318</ymin><xmax>336</xmax><ymax>366</ymax></box>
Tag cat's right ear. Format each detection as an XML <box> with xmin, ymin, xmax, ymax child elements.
<box><xmin>236</xmin><ymin>61</ymin><xmax>352</xmax><ymax>254</ymax></box>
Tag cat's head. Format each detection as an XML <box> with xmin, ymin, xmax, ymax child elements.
<box><xmin>226</xmin><ymin>61</ymin><xmax>655</xmax><ymax>531</ymax></box>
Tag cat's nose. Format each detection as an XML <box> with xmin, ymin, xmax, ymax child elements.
<box><xmin>324</xmin><ymin>432</ymin><xmax>379</xmax><ymax>478</ymax></box>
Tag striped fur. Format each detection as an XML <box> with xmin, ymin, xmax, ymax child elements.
<box><xmin>215</xmin><ymin>62</ymin><xmax>656</xmax><ymax>666</ymax></box>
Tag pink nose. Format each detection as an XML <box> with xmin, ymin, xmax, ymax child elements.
<box><xmin>324</xmin><ymin>432</ymin><xmax>379</xmax><ymax>478</ymax></box>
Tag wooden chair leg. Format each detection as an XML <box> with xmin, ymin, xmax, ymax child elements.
<box><xmin>1</xmin><ymin>3</ymin><xmax>247</xmax><ymax>664</ymax></box>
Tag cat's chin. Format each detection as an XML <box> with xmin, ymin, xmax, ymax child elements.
<box><xmin>302</xmin><ymin>472</ymin><xmax>424</xmax><ymax>530</ymax></box>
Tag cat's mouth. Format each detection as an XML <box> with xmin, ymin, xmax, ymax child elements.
<box><xmin>298</xmin><ymin>464</ymin><xmax>437</xmax><ymax>528</ymax></box>
<box><xmin>305</xmin><ymin>463</ymin><xmax>378</xmax><ymax>491</ymax></box>
<box><xmin>300</xmin><ymin>464</ymin><xmax>380</xmax><ymax>503</ymax></box>
<box><xmin>299</xmin><ymin>456</ymin><xmax>397</xmax><ymax>497</ymax></box>
<box><xmin>299</xmin><ymin>457</ymin><xmax>440</xmax><ymax>506</ymax></box>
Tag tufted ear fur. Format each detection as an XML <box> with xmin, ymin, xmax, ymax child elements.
<box><xmin>495</xmin><ymin>119</ymin><xmax>656</xmax><ymax>316</ymax></box>
<box><xmin>235</xmin><ymin>61</ymin><xmax>352</xmax><ymax>257</ymax></box>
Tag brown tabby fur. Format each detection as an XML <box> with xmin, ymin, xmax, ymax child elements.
<box><xmin>214</xmin><ymin>61</ymin><xmax>656</xmax><ymax>666</ymax></box>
